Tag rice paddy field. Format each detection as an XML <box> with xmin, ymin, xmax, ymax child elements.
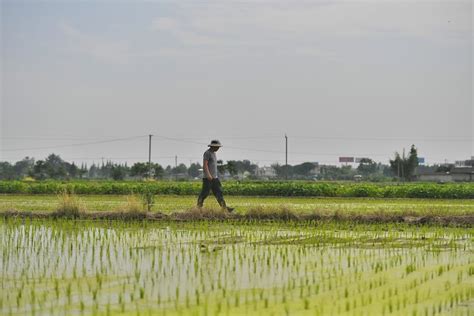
<box><xmin>1</xmin><ymin>192</ymin><xmax>473</xmax><ymax>315</ymax></box>
<box><xmin>1</xmin><ymin>219</ymin><xmax>473</xmax><ymax>316</ymax></box>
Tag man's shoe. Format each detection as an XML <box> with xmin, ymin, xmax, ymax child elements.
<box><xmin>226</xmin><ymin>207</ymin><xmax>235</xmax><ymax>213</ymax></box>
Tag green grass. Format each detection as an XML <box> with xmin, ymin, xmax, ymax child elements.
<box><xmin>1</xmin><ymin>194</ymin><xmax>474</xmax><ymax>216</ymax></box>
<box><xmin>1</xmin><ymin>219</ymin><xmax>472</xmax><ymax>315</ymax></box>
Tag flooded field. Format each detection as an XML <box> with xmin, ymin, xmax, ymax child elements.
<box><xmin>1</xmin><ymin>219</ymin><xmax>472</xmax><ymax>315</ymax></box>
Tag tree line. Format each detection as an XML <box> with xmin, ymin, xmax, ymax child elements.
<box><xmin>0</xmin><ymin>145</ymin><xmax>419</xmax><ymax>181</ymax></box>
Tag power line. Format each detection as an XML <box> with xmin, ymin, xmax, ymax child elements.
<box><xmin>1</xmin><ymin>133</ymin><xmax>470</xmax><ymax>165</ymax></box>
<box><xmin>4</xmin><ymin>134</ymin><xmax>470</xmax><ymax>142</ymax></box>
<box><xmin>0</xmin><ymin>155</ymin><xmax>198</xmax><ymax>161</ymax></box>
<box><xmin>0</xmin><ymin>135</ymin><xmax>146</xmax><ymax>152</ymax></box>
<box><xmin>0</xmin><ymin>136</ymin><xmax>139</xmax><ymax>141</ymax></box>
<box><xmin>153</xmin><ymin>134</ymin><xmax>208</xmax><ymax>146</ymax></box>
<box><xmin>150</xmin><ymin>133</ymin><xmax>469</xmax><ymax>157</ymax></box>
<box><xmin>147</xmin><ymin>135</ymin><xmax>282</xmax><ymax>140</ymax></box>
<box><xmin>291</xmin><ymin>136</ymin><xmax>473</xmax><ymax>142</ymax></box>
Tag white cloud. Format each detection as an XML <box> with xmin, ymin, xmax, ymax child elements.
<box><xmin>58</xmin><ymin>22</ymin><xmax>131</xmax><ymax>64</ymax></box>
<box><xmin>151</xmin><ymin>17</ymin><xmax>179</xmax><ymax>31</ymax></box>
<box><xmin>147</xmin><ymin>4</ymin><xmax>343</xmax><ymax>58</ymax></box>
<box><xmin>150</xmin><ymin>1</ymin><xmax>470</xmax><ymax>49</ymax></box>
<box><xmin>59</xmin><ymin>1</ymin><xmax>471</xmax><ymax>64</ymax></box>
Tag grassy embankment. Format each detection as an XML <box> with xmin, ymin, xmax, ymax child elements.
<box><xmin>1</xmin><ymin>194</ymin><xmax>473</xmax><ymax>225</ymax></box>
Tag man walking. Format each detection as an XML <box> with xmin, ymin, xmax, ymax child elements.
<box><xmin>197</xmin><ymin>140</ymin><xmax>234</xmax><ymax>212</ymax></box>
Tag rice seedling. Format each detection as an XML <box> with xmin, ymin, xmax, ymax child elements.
<box><xmin>0</xmin><ymin>219</ymin><xmax>472</xmax><ymax>315</ymax></box>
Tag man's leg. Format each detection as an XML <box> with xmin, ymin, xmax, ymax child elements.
<box><xmin>211</xmin><ymin>178</ymin><xmax>227</xmax><ymax>208</ymax></box>
<box><xmin>197</xmin><ymin>179</ymin><xmax>211</xmax><ymax>207</ymax></box>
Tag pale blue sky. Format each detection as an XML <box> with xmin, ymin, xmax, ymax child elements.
<box><xmin>1</xmin><ymin>0</ymin><xmax>472</xmax><ymax>167</ymax></box>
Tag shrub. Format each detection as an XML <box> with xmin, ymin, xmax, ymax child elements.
<box><xmin>118</xmin><ymin>195</ymin><xmax>144</xmax><ymax>214</ymax></box>
<box><xmin>140</xmin><ymin>186</ymin><xmax>155</xmax><ymax>212</ymax></box>
<box><xmin>53</xmin><ymin>190</ymin><xmax>85</xmax><ymax>218</ymax></box>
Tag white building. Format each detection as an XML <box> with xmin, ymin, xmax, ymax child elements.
<box><xmin>256</xmin><ymin>166</ymin><xmax>277</xmax><ymax>179</ymax></box>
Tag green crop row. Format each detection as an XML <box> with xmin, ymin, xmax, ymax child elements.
<box><xmin>0</xmin><ymin>181</ymin><xmax>473</xmax><ymax>199</ymax></box>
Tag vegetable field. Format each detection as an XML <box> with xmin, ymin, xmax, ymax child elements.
<box><xmin>1</xmin><ymin>180</ymin><xmax>473</xmax><ymax>199</ymax></box>
<box><xmin>1</xmin><ymin>219</ymin><xmax>473</xmax><ymax>316</ymax></box>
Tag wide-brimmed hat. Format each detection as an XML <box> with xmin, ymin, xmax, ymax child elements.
<box><xmin>208</xmin><ymin>139</ymin><xmax>222</xmax><ymax>147</ymax></box>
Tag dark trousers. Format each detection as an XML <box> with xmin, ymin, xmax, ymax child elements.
<box><xmin>197</xmin><ymin>178</ymin><xmax>227</xmax><ymax>208</ymax></box>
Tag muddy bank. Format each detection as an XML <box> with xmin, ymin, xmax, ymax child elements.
<box><xmin>1</xmin><ymin>209</ymin><xmax>473</xmax><ymax>226</ymax></box>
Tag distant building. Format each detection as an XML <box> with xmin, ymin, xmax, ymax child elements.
<box><xmin>455</xmin><ymin>159</ymin><xmax>474</xmax><ymax>167</ymax></box>
<box><xmin>256</xmin><ymin>166</ymin><xmax>277</xmax><ymax>179</ymax></box>
<box><xmin>416</xmin><ymin>165</ymin><xmax>474</xmax><ymax>182</ymax></box>
<box><xmin>416</xmin><ymin>166</ymin><xmax>452</xmax><ymax>182</ymax></box>
<box><xmin>451</xmin><ymin>167</ymin><xmax>474</xmax><ymax>182</ymax></box>
<box><xmin>309</xmin><ymin>162</ymin><xmax>320</xmax><ymax>177</ymax></box>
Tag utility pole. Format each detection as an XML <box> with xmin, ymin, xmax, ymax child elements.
<box><xmin>285</xmin><ymin>134</ymin><xmax>288</xmax><ymax>180</ymax></box>
<box><xmin>148</xmin><ymin>134</ymin><xmax>153</xmax><ymax>178</ymax></box>
<box><xmin>397</xmin><ymin>159</ymin><xmax>400</xmax><ymax>179</ymax></box>
<box><xmin>401</xmin><ymin>148</ymin><xmax>405</xmax><ymax>182</ymax></box>
<box><xmin>175</xmin><ymin>155</ymin><xmax>178</xmax><ymax>181</ymax></box>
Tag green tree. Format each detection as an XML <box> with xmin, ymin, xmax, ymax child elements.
<box><xmin>130</xmin><ymin>162</ymin><xmax>149</xmax><ymax>178</ymax></box>
<box><xmin>271</xmin><ymin>163</ymin><xmax>294</xmax><ymax>179</ymax></box>
<box><xmin>79</xmin><ymin>163</ymin><xmax>88</xmax><ymax>179</ymax></box>
<box><xmin>164</xmin><ymin>165</ymin><xmax>172</xmax><ymax>178</ymax></box>
<box><xmin>389</xmin><ymin>145</ymin><xmax>419</xmax><ymax>181</ymax></box>
<box><xmin>0</xmin><ymin>162</ymin><xmax>15</xmax><ymax>180</ymax></box>
<box><xmin>68</xmin><ymin>162</ymin><xmax>79</xmax><ymax>179</ymax></box>
<box><xmin>320</xmin><ymin>165</ymin><xmax>356</xmax><ymax>180</ymax></box>
<box><xmin>405</xmin><ymin>145</ymin><xmax>419</xmax><ymax>181</ymax></box>
<box><xmin>436</xmin><ymin>165</ymin><xmax>452</xmax><ymax>173</ymax></box>
<box><xmin>31</xmin><ymin>160</ymin><xmax>48</xmax><ymax>180</ymax></box>
<box><xmin>14</xmin><ymin>157</ymin><xmax>35</xmax><ymax>178</ymax></box>
<box><xmin>130</xmin><ymin>162</ymin><xmax>163</xmax><ymax>179</ymax></box>
<box><xmin>226</xmin><ymin>161</ymin><xmax>238</xmax><ymax>177</ymax></box>
<box><xmin>152</xmin><ymin>164</ymin><xmax>164</xmax><ymax>179</ymax></box>
<box><xmin>44</xmin><ymin>154</ymin><xmax>68</xmax><ymax>179</ymax></box>
<box><xmin>216</xmin><ymin>160</ymin><xmax>226</xmax><ymax>176</ymax></box>
<box><xmin>88</xmin><ymin>164</ymin><xmax>99</xmax><ymax>178</ymax></box>
<box><xmin>98</xmin><ymin>161</ymin><xmax>113</xmax><ymax>179</ymax></box>
<box><xmin>188</xmin><ymin>163</ymin><xmax>202</xmax><ymax>178</ymax></box>
<box><xmin>356</xmin><ymin>158</ymin><xmax>378</xmax><ymax>176</ymax></box>
<box><xmin>293</xmin><ymin>162</ymin><xmax>317</xmax><ymax>178</ymax></box>
<box><xmin>172</xmin><ymin>163</ymin><xmax>188</xmax><ymax>175</ymax></box>
<box><xmin>389</xmin><ymin>153</ymin><xmax>403</xmax><ymax>179</ymax></box>
<box><xmin>111</xmin><ymin>164</ymin><xmax>128</xmax><ymax>180</ymax></box>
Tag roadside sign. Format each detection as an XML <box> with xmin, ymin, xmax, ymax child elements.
<box><xmin>417</xmin><ymin>157</ymin><xmax>425</xmax><ymax>164</ymax></box>
<box><xmin>339</xmin><ymin>157</ymin><xmax>354</xmax><ymax>163</ymax></box>
<box><xmin>355</xmin><ymin>157</ymin><xmax>369</xmax><ymax>163</ymax></box>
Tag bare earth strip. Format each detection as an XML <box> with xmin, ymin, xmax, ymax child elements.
<box><xmin>1</xmin><ymin>209</ymin><xmax>473</xmax><ymax>226</ymax></box>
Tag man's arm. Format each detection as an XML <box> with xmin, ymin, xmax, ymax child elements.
<box><xmin>203</xmin><ymin>160</ymin><xmax>213</xmax><ymax>180</ymax></box>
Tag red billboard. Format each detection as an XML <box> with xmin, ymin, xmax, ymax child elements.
<box><xmin>339</xmin><ymin>157</ymin><xmax>354</xmax><ymax>163</ymax></box>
